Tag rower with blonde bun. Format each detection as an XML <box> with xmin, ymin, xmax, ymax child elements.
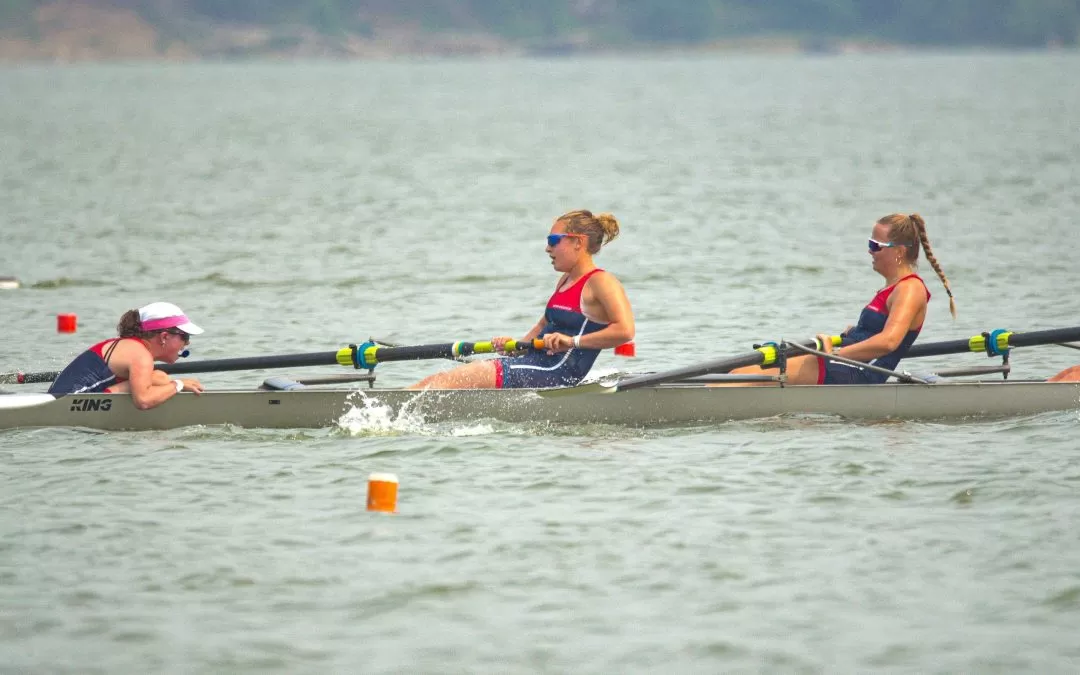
<box><xmin>409</xmin><ymin>210</ymin><xmax>635</xmax><ymax>390</ymax></box>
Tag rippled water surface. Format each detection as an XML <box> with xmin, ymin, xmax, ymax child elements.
<box><xmin>3</xmin><ymin>53</ymin><xmax>1080</xmax><ymax>672</ymax></box>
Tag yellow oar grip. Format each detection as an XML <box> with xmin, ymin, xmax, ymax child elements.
<box><xmin>464</xmin><ymin>341</ymin><xmax>496</xmax><ymax>355</ymax></box>
<box><xmin>471</xmin><ymin>339</ymin><xmax>545</xmax><ymax>354</ymax></box>
<box><xmin>342</xmin><ymin>338</ymin><xmax>552</xmax><ymax>369</ymax></box>
<box><xmin>503</xmin><ymin>339</ymin><xmax>545</xmax><ymax>352</ymax></box>
<box><xmin>967</xmin><ymin>331</ymin><xmax>1013</xmax><ymax>354</ymax></box>
<box><xmin>757</xmin><ymin>335</ymin><xmax>841</xmax><ymax>367</ymax></box>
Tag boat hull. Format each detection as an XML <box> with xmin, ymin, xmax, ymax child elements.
<box><xmin>1</xmin><ymin>381</ymin><xmax>1078</xmax><ymax>431</ymax></box>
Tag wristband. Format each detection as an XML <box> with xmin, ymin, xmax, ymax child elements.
<box><xmin>173</xmin><ymin>379</ymin><xmax>184</xmax><ymax>393</ymax></box>
<box><xmin>572</xmin><ymin>335</ymin><xmax>581</xmax><ymax>349</ymax></box>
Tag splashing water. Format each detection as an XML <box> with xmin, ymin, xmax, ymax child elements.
<box><xmin>580</xmin><ymin>366</ymin><xmax>629</xmax><ymax>387</ymax></box>
<box><xmin>335</xmin><ymin>390</ymin><xmax>499</xmax><ymax>437</ymax></box>
<box><xmin>448</xmin><ymin>423</ymin><xmax>496</xmax><ymax>436</ymax></box>
<box><xmin>335</xmin><ymin>390</ymin><xmax>428</xmax><ymax>436</ymax></box>
<box><xmin>584</xmin><ymin>366</ymin><xmax>619</xmax><ymax>382</ymax></box>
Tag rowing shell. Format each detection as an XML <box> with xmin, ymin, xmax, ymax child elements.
<box><xmin>2</xmin><ymin>381</ymin><xmax>1079</xmax><ymax>431</ymax></box>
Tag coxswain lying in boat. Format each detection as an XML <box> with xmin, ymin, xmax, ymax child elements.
<box><xmin>409</xmin><ymin>210</ymin><xmax>635</xmax><ymax>390</ymax></box>
<box><xmin>48</xmin><ymin>302</ymin><xmax>205</xmax><ymax>408</ymax></box>
<box><xmin>719</xmin><ymin>213</ymin><xmax>956</xmax><ymax>386</ymax></box>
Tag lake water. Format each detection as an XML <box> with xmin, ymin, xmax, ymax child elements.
<box><xmin>2</xmin><ymin>52</ymin><xmax>1080</xmax><ymax>673</ymax></box>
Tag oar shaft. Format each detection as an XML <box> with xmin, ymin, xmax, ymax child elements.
<box><xmin>787</xmin><ymin>341</ymin><xmax>928</xmax><ymax>384</ymax></box>
<box><xmin>617</xmin><ymin>339</ymin><xmax>828</xmax><ymax>391</ymax></box>
<box><xmin>2</xmin><ymin>339</ymin><xmax>548</xmax><ymax>384</ymax></box>
<box><xmin>907</xmin><ymin>326</ymin><xmax>1080</xmax><ymax>358</ymax></box>
<box><xmin>372</xmin><ymin>337</ymin><xmax>474</xmax><ymax>362</ymax></box>
<box><xmin>359</xmin><ymin>339</ymin><xmax>544</xmax><ymax>366</ymax></box>
<box><xmin>162</xmin><ymin>351</ymin><xmax>344</xmax><ymax>375</ymax></box>
<box><xmin>0</xmin><ymin>371</ymin><xmax>57</xmax><ymax>385</ymax></box>
<box><xmin>1</xmin><ymin>352</ymin><xmax>344</xmax><ymax>383</ymax></box>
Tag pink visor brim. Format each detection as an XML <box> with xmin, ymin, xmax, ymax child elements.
<box><xmin>141</xmin><ymin>315</ymin><xmax>189</xmax><ymax>332</ymax></box>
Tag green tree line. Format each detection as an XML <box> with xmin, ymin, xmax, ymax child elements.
<box><xmin>3</xmin><ymin>0</ymin><xmax>1079</xmax><ymax>46</ymax></box>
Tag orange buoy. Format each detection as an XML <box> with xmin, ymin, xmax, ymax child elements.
<box><xmin>57</xmin><ymin>313</ymin><xmax>78</xmax><ymax>333</ymax></box>
<box><xmin>366</xmin><ymin>473</ymin><xmax>399</xmax><ymax>513</ymax></box>
<box><xmin>614</xmin><ymin>341</ymin><xmax>636</xmax><ymax>357</ymax></box>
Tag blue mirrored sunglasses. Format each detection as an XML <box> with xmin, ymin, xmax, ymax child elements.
<box><xmin>547</xmin><ymin>233</ymin><xmax>583</xmax><ymax>247</ymax></box>
<box><xmin>868</xmin><ymin>238</ymin><xmax>900</xmax><ymax>253</ymax></box>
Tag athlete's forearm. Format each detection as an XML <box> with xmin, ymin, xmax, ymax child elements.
<box><xmin>131</xmin><ymin>381</ymin><xmax>180</xmax><ymax>410</ymax></box>
<box><xmin>577</xmin><ymin>322</ymin><xmax>634</xmax><ymax>350</ymax></box>
<box><xmin>837</xmin><ymin>332</ymin><xmax>904</xmax><ymax>362</ymax></box>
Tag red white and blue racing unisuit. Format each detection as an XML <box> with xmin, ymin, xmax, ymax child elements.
<box><xmin>48</xmin><ymin>338</ymin><xmax>141</xmax><ymax>395</ymax></box>
<box><xmin>819</xmin><ymin>274</ymin><xmax>930</xmax><ymax>385</ymax></box>
<box><xmin>497</xmin><ymin>268</ymin><xmax>608</xmax><ymax>389</ymax></box>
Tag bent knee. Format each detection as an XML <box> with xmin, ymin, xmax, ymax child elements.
<box><xmin>1049</xmin><ymin>365</ymin><xmax>1080</xmax><ymax>382</ymax></box>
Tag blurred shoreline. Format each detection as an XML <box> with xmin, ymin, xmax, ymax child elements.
<box><xmin>2</xmin><ymin>1</ymin><xmax>1074</xmax><ymax>64</ymax></box>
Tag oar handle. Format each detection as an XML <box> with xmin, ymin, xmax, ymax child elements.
<box><xmin>506</xmin><ymin>339</ymin><xmax>547</xmax><ymax>352</ymax></box>
<box><xmin>357</xmin><ymin>339</ymin><xmax>546</xmax><ymax>367</ymax></box>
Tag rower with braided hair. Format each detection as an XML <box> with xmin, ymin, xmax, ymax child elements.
<box><xmin>726</xmin><ymin>212</ymin><xmax>955</xmax><ymax>386</ymax></box>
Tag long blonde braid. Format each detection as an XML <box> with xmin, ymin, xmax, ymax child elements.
<box><xmin>879</xmin><ymin>212</ymin><xmax>957</xmax><ymax>319</ymax></box>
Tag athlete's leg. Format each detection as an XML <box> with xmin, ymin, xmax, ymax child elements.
<box><xmin>1047</xmin><ymin>365</ymin><xmax>1080</xmax><ymax>382</ymax></box>
<box><xmin>710</xmin><ymin>354</ymin><xmax>822</xmax><ymax>387</ymax></box>
<box><xmin>408</xmin><ymin>360</ymin><xmax>499</xmax><ymax>390</ymax></box>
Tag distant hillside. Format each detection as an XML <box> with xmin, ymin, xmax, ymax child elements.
<box><xmin>1</xmin><ymin>0</ymin><xmax>1078</xmax><ymax>62</ymax></box>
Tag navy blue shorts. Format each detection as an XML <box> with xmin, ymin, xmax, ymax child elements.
<box><xmin>818</xmin><ymin>356</ymin><xmax>889</xmax><ymax>385</ymax></box>
<box><xmin>496</xmin><ymin>350</ymin><xmax>596</xmax><ymax>389</ymax></box>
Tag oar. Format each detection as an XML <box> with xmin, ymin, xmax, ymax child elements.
<box><xmin>372</xmin><ymin>337</ymin><xmax>475</xmax><ymax>362</ymax></box>
<box><xmin>598</xmin><ymin>324</ymin><xmax>1080</xmax><ymax>395</ymax></box>
<box><xmin>0</xmin><ymin>338</ymin><xmax>546</xmax><ymax>384</ymax></box>
<box><xmin>615</xmin><ymin>337</ymin><xmax>838</xmax><ymax>392</ymax></box>
<box><xmin>905</xmin><ymin>325</ymin><xmax>1080</xmax><ymax>358</ymax></box>
<box><xmin>0</xmin><ymin>371</ymin><xmax>58</xmax><ymax>385</ymax></box>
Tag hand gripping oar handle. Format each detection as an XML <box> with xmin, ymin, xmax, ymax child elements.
<box><xmin>0</xmin><ymin>339</ymin><xmax>548</xmax><ymax>383</ymax></box>
<box><xmin>616</xmin><ymin>336</ymin><xmax>838</xmax><ymax>392</ymax></box>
